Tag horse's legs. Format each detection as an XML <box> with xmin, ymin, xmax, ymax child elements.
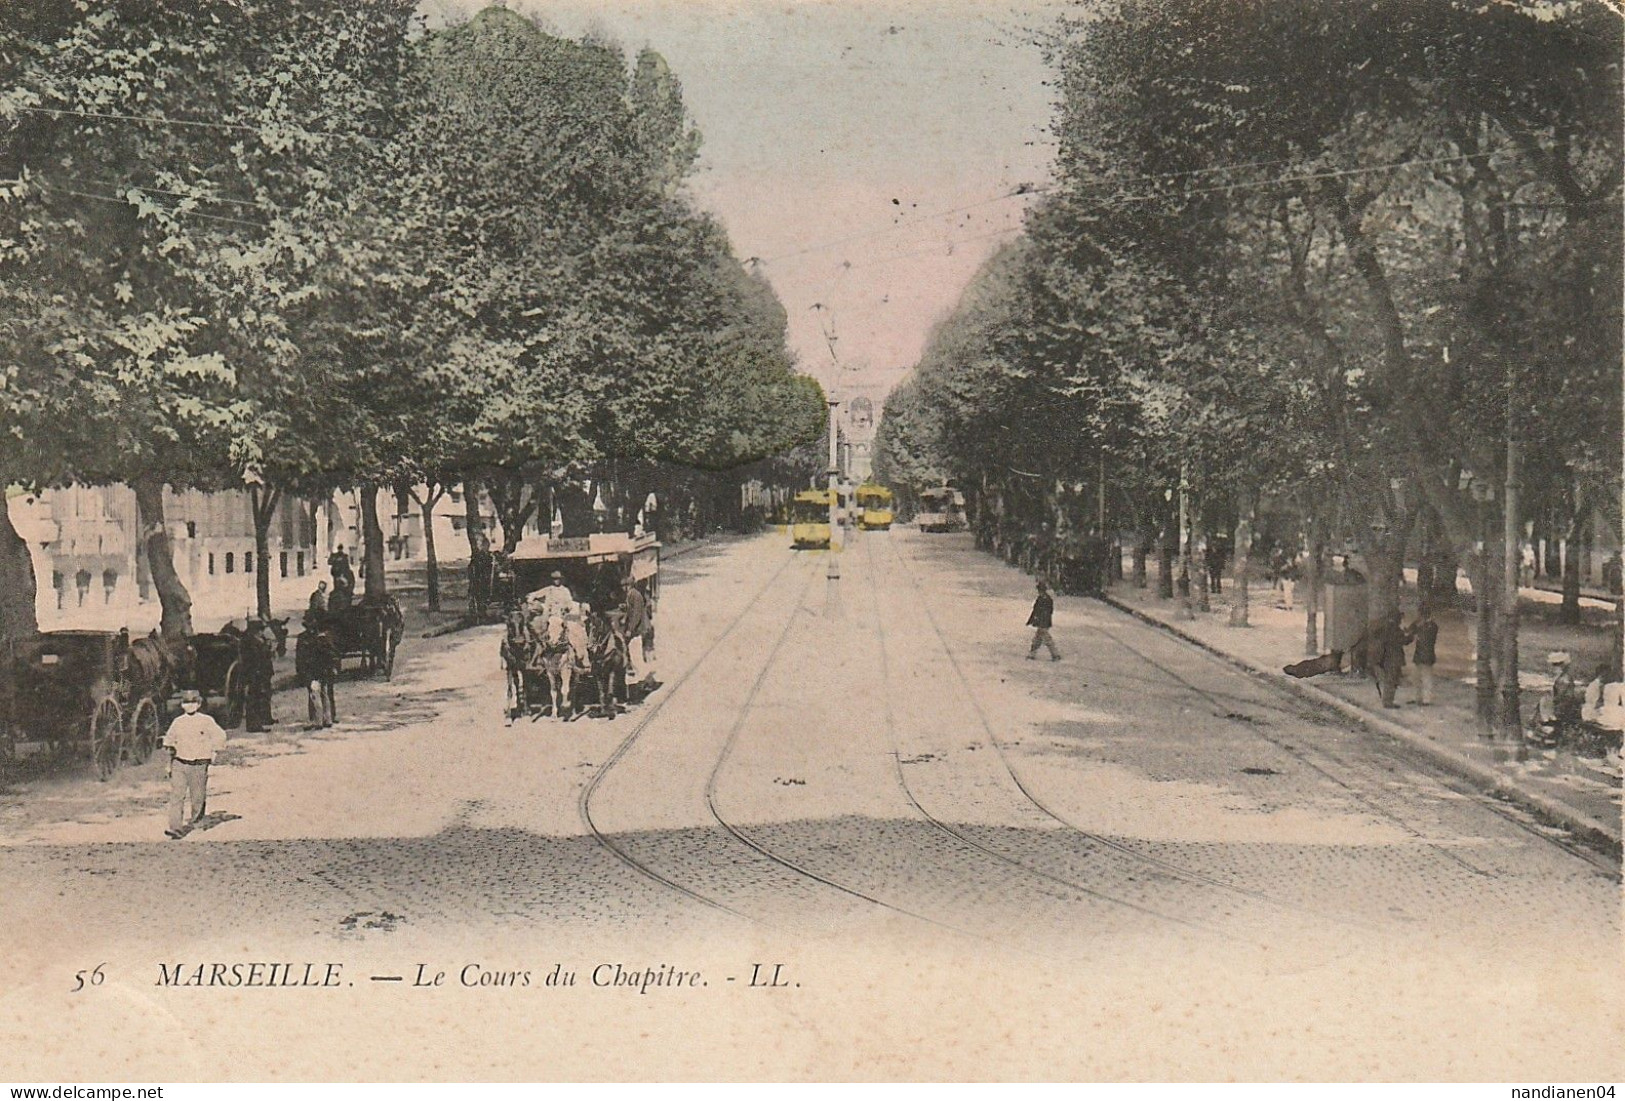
<box><xmin>559</xmin><ymin>663</ymin><xmax>573</xmax><ymax>720</ymax></box>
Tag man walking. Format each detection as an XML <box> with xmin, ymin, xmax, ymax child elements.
<box><xmin>1371</xmin><ymin>609</ymin><xmax>1407</xmax><ymax>708</ymax></box>
<box><xmin>163</xmin><ymin>689</ymin><xmax>228</xmax><ymax>838</ymax></box>
<box><xmin>1026</xmin><ymin>579</ymin><xmax>1061</xmax><ymax>661</ymax></box>
<box><xmin>1407</xmin><ymin>605</ymin><xmax>1439</xmax><ymax>705</ymax></box>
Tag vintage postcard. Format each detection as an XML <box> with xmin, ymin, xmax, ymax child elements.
<box><xmin>0</xmin><ymin>0</ymin><xmax>1620</xmax><ymax>1083</ymax></box>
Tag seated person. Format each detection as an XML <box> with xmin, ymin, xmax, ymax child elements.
<box><xmin>1582</xmin><ymin>666</ymin><xmax>1625</xmax><ymax>733</ymax></box>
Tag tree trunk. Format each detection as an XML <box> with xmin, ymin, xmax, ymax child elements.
<box><xmin>1156</xmin><ymin>523</ymin><xmax>1175</xmax><ymax>600</ymax></box>
<box><xmin>1474</xmin><ymin>526</ymin><xmax>1499</xmax><ymax>735</ymax></box>
<box><xmin>249</xmin><ymin>485</ymin><xmax>281</xmax><ymax>621</ymax></box>
<box><xmin>1367</xmin><ymin>531</ymin><xmax>1404</xmax><ymax>623</ymax></box>
<box><xmin>1560</xmin><ymin>502</ymin><xmax>1589</xmax><ymax>626</ymax></box>
<box><xmin>1131</xmin><ymin>527</ymin><xmax>1149</xmax><ymax>589</ymax></box>
<box><xmin>1191</xmin><ymin>498</ymin><xmax>1209</xmax><ymax>614</ymax></box>
<box><xmin>360</xmin><ymin>484</ymin><xmax>386</xmax><ymax>601</ymax></box>
<box><xmin>488</xmin><ymin>474</ymin><xmax>538</xmax><ymax>554</ymax></box>
<box><xmin>1178</xmin><ymin>469</ymin><xmax>1195</xmax><ymax>620</ymax></box>
<box><xmin>462</xmin><ymin>476</ymin><xmax>490</xmax><ymax>618</ymax></box>
<box><xmin>1229</xmin><ymin>493</ymin><xmax>1254</xmax><ymax>628</ymax></box>
<box><xmin>132</xmin><ymin>474</ymin><xmax>192</xmax><ymax>641</ymax></box>
<box><xmin>1305</xmin><ymin>537</ymin><xmax>1322</xmax><ymax>657</ymax></box>
<box><xmin>1498</xmin><ymin>440</ymin><xmax>1523</xmax><ymax>746</ymax></box>
<box><xmin>0</xmin><ymin>493</ymin><xmax>38</xmax><ymax>642</ymax></box>
<box><xmin>418</xmin><ymin>492</ymin><xmax>442</xmax><ymax>612</ymax></box>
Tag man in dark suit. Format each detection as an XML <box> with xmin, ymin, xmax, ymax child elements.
<box><xmin>1026</xmin><ymin>579</ymin><xmax>1060</xmax><ymax>661</ymax></box>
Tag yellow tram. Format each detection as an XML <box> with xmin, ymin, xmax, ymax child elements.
<box><xmin>855</xmin><ymin>483</ymin><xmax>895</xmax><ymax>531</ymax></box>
<box><xmin>790</xmin><ymin>488</ymin><xmax>835</xmax><ymax>550</ymax></box>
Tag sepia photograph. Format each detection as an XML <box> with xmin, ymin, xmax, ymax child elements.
<box><xmin>0</xmin><ymin>0</ymin><xmax>1620</xmax><ymax>1083</ymax></box>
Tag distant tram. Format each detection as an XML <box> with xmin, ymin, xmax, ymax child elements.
<box><xmin>790</xmin><ymin>489</ymin><xmax>835</xmax><ymax>550</ymax></box>
<box><xmin>917</xmin><ymin>486</ymin><xmax>967</xmax><ymax>533</ymax></box>
<box><xmin>855</xmin><ymin>484</ymin><xmax>894</xmax><ymax>531</ymax></box>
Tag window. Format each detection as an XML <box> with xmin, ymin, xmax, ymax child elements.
<box><xmin>451</xmin><ymin>516</ymin><xmax>466</xmax><ymax>532</ymax></box>
<box><xmin>296</xmin><ymin>551</ymin><xmax>305</xmax><ymax>576</ymax></box>
<box><xmin>208</xmin><ymin>553</ymin><xmax>216</xmax><ymax>576</ymax></box>
<box><xmin>280</xmin><ymin>551</ymin><xmax>289</xmax><ymax>578</ymax></box>
<box><xmin>243</xmin><ymin>551</ymin><xmax>253</xmax><ymax>574</ymax></box>
<box><xmin>186</xmin><ymin>521</ymin><xmax>197</xmax><ymax>539</ymax></box>
<box><xmin>225</xmin><ymin>552</ymin><xmax>234</xmax><ymax>574</ymax></box>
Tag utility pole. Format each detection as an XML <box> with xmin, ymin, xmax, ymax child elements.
<box><xmin>827</xmin><ymin>398</ymin><xmax>841</xmax><ymax>582</ymax></box>
<box><xmin>1500</xmin><ymin>432</ymin><xmax>1525</xmax><ymax>755</ymax></box>
<box><xmin>1178</xmin><ymin>461</ymin><xmax>1193</xmax><ymax>621</ymax></box>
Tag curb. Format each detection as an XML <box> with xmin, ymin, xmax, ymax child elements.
<box><xmin>1096</xmin><ymin>592</ymin><xmax>1623</xmax><ymax>855</ymax></box>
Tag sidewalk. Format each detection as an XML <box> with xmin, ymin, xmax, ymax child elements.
<box><xmin>1098</xmin><ymin>580</ymin><xmax>1622</xmax><ymax>851</ymax></box>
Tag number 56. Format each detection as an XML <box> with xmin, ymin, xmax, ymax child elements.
<box><xmin>71</xmin><ymin>964</ymin><xmax>105</xmax><ymax>992</ymax></box>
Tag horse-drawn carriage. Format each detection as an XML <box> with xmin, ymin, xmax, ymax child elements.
<box><xmin>311</xmin><ymin>597</ymin><xmax>404</xmax><ymax>680</ymax></box>
<box><xmin>500</xmin><ymin>532</ymin><xmax>658</xmax><ymax>722</ymax></box>
<box><xmin>0</xmin><ymin>629</ymin><xmax>173</xmax><ymax>779</ymax></box>
<box><xmin>184</xmin><ymin>616</ymin><xmax>289</xmax><ymax>727</ymax></box>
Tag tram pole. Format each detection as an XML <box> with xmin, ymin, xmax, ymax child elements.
<box><xmin>827</xmin><ymin>398</ymin><xmax>841</xmax><ymax>581</ymax></box>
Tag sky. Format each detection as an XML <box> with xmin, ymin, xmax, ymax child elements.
<box><xmin>432</xmin><ymin>0</ymin><xmax>1063</xmax><ymax>406</ymax></box>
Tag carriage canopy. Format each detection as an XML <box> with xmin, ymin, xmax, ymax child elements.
<box><xmin>508</xmin><ymin>532</ymin><xmax>661</xmax><ymax>606</ymax></box>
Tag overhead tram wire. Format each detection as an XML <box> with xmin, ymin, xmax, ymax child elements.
<box><xmin>755</xmin><ymin>148</ymin><xmax>1513</xmax><ymax>273</ymax></box>
<box><xmin>46</xmin><ymin>175</ymin><xmax>286</xmax><ymax>215</ymax></box>
<box><xmin>13</xmin><ymin>104</ymin><xmax>378</xmax><ymax>145</ymax></box>
<box><xmin>38</xmin><ymin>181</ymin><xmax>271</xmax><ymax>230</ymax></box>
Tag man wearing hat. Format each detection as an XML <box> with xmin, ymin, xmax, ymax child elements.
<box><xmin>538</xmin><ymin>570</ymin><xmax>577</xmax><ymax>619</ymax></box>
<box><xmin>240</xmin><ymin>618</ymin><xmax>276</xmax><ymax>733</ymax></box>
<box><xmin>162</xmin><ymin>689</ymin><xmax>228</xmax><ymax>838</ymax></box>
<box><xmin>1026</xmin><ymin>579</ymin><xmax>1061</xmax><ymax>661</ymax></box>
<box><xmin>1536</xmin><ymin>651</ymin><xmax>1583</xmax><ymax>739</ymax></box>
<box><xmin>296</xmin><ymin>617</ymin><xmax>338</xmax><ymax>730</ymax></box>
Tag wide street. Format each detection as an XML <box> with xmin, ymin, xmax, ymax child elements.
<box><xmin>1</xmin><ymin>529</ymin><xmax>1620</xmax><ymax>1079</ymax></box>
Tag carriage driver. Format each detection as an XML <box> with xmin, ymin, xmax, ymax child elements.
<box><xmin>163</xmin><ymin>689</ymin><xmax>228</xmax><ymax>839</ymax></box>
<box><xmin>537</xmin><ymin>570</ymin><xmax>577</xmax><ymax>617</ymax></box>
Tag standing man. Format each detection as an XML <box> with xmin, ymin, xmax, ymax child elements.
<box><xmin>296</xmin><ymin>619</ymin><xmax>336</xmax><ymax>730</ymax></box>
<box><xmin>307</xmin><ymin>580</ymin><xmax>329</xmax><ymax>620</ymax></box>
<box><xmin>328</xmin><ymin>546</ymin><xmax>355</xmax><ymax>602</ymax></box>
<box><xmin>1407</xmin><ymin>604</ymin><xmax>1439</xmax><ymax>705</ymax></box>
<box><xmin>1026</xmin><ymin>579</ymin><xmax>1061</xmax><ymax>661</ymax></box>
<box><xmin>242</xmin><ymin>618</ymin><xmax>276</xmax><ymax>733</ymax></box>
<box><xmin>163</xmin><ymin>689</ymin><xmax>227</xmax><ymax>838</ymax></box>
<box><xmin>1370</xmin><ymin>609</ymin><xmax>1407</xmax><ymax>709</ymax></box>
<box><xmin>623</xmin><ymin>582</ymin><xmax>655</xmax><ymax>685</ymax></box>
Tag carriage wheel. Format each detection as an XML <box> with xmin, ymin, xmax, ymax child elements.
<box><xmin>90</xmin><ymin>698</ymin><xmax>124</xmax><ymax>781</ymax></box>
<box><xmin>128</xmin><ymin>698</ymin><xmax>162</xmax><ymax>765</ymax></box>
<box><xmin>222</xmin><ymin>661</ymin><xmax>245</xmax><ymax>729</ymax></box>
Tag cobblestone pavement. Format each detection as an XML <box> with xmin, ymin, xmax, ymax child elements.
<box><xmin>1</xmin><ymin>530</ymin><xmax>1620</xmax><ymax>1079</ymax></box>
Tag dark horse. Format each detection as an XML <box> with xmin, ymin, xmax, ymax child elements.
<box><xmin>585</xmin><ymin>609</ymin><xmax>629</xmax><ymax>719</ymax></box>
<box><xmin>500</xmin><ymin>609</ymin><xmax>531</xmax><ymax>723</ymax></box>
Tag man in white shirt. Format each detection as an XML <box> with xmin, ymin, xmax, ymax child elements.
<box><xmin>163</xmin><ymin>688</ymin><xmax>228</xmax><ymax>838</ymax></box>
<box><xmin>536</xmin><ymin>571</ymin><xmax>576</xmax><ymax>617</ymax></box>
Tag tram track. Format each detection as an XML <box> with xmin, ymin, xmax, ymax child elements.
<box><xmin>585</xmin><ymin>545</ymin><xmax>1001</xmax><ymax>944</ymax></box>
<box><xmin>1080</xmin><ymin>608</ymin><xmax>1623</xmax><ymax>882</ymax></box>
<box><xmin>856</xmin><ymin>535</ymin><xmax>1235</xmax><ymax>941</ymax></box>
<box><xmin>699</xmin><ymin>551</ymin><xmax>1009</xmax><ymax>950</ymax></box>
<box><xmin>577</xmin><ymin>545</ymin><xmax>805</xmax><ymax>925</ymax></box>
<box><xmin>883</xmin><ymin>533</ymin><xmax>1387</xmax><ymax>932</ymax></box>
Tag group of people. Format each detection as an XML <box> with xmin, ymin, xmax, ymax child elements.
<box><xmin>1537</xmin><ymin>650</ymin><xmax>1625</xmax><ymax>745</ymax></box>
<box><xmin>1352</xmin><ymin>607</ymin><xmax>1440</xmax><ymax>709</ymax></box>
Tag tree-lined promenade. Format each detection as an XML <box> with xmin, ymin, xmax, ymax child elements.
<box><xmin>876</xmin><ymin>0</ymin><xmax>1623</xmax><ymax>739</ymax></box>
<box><xmin>0</xmin><ymin>2</ymin><xmax>824</xmax><ymax>641</ymax></box>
